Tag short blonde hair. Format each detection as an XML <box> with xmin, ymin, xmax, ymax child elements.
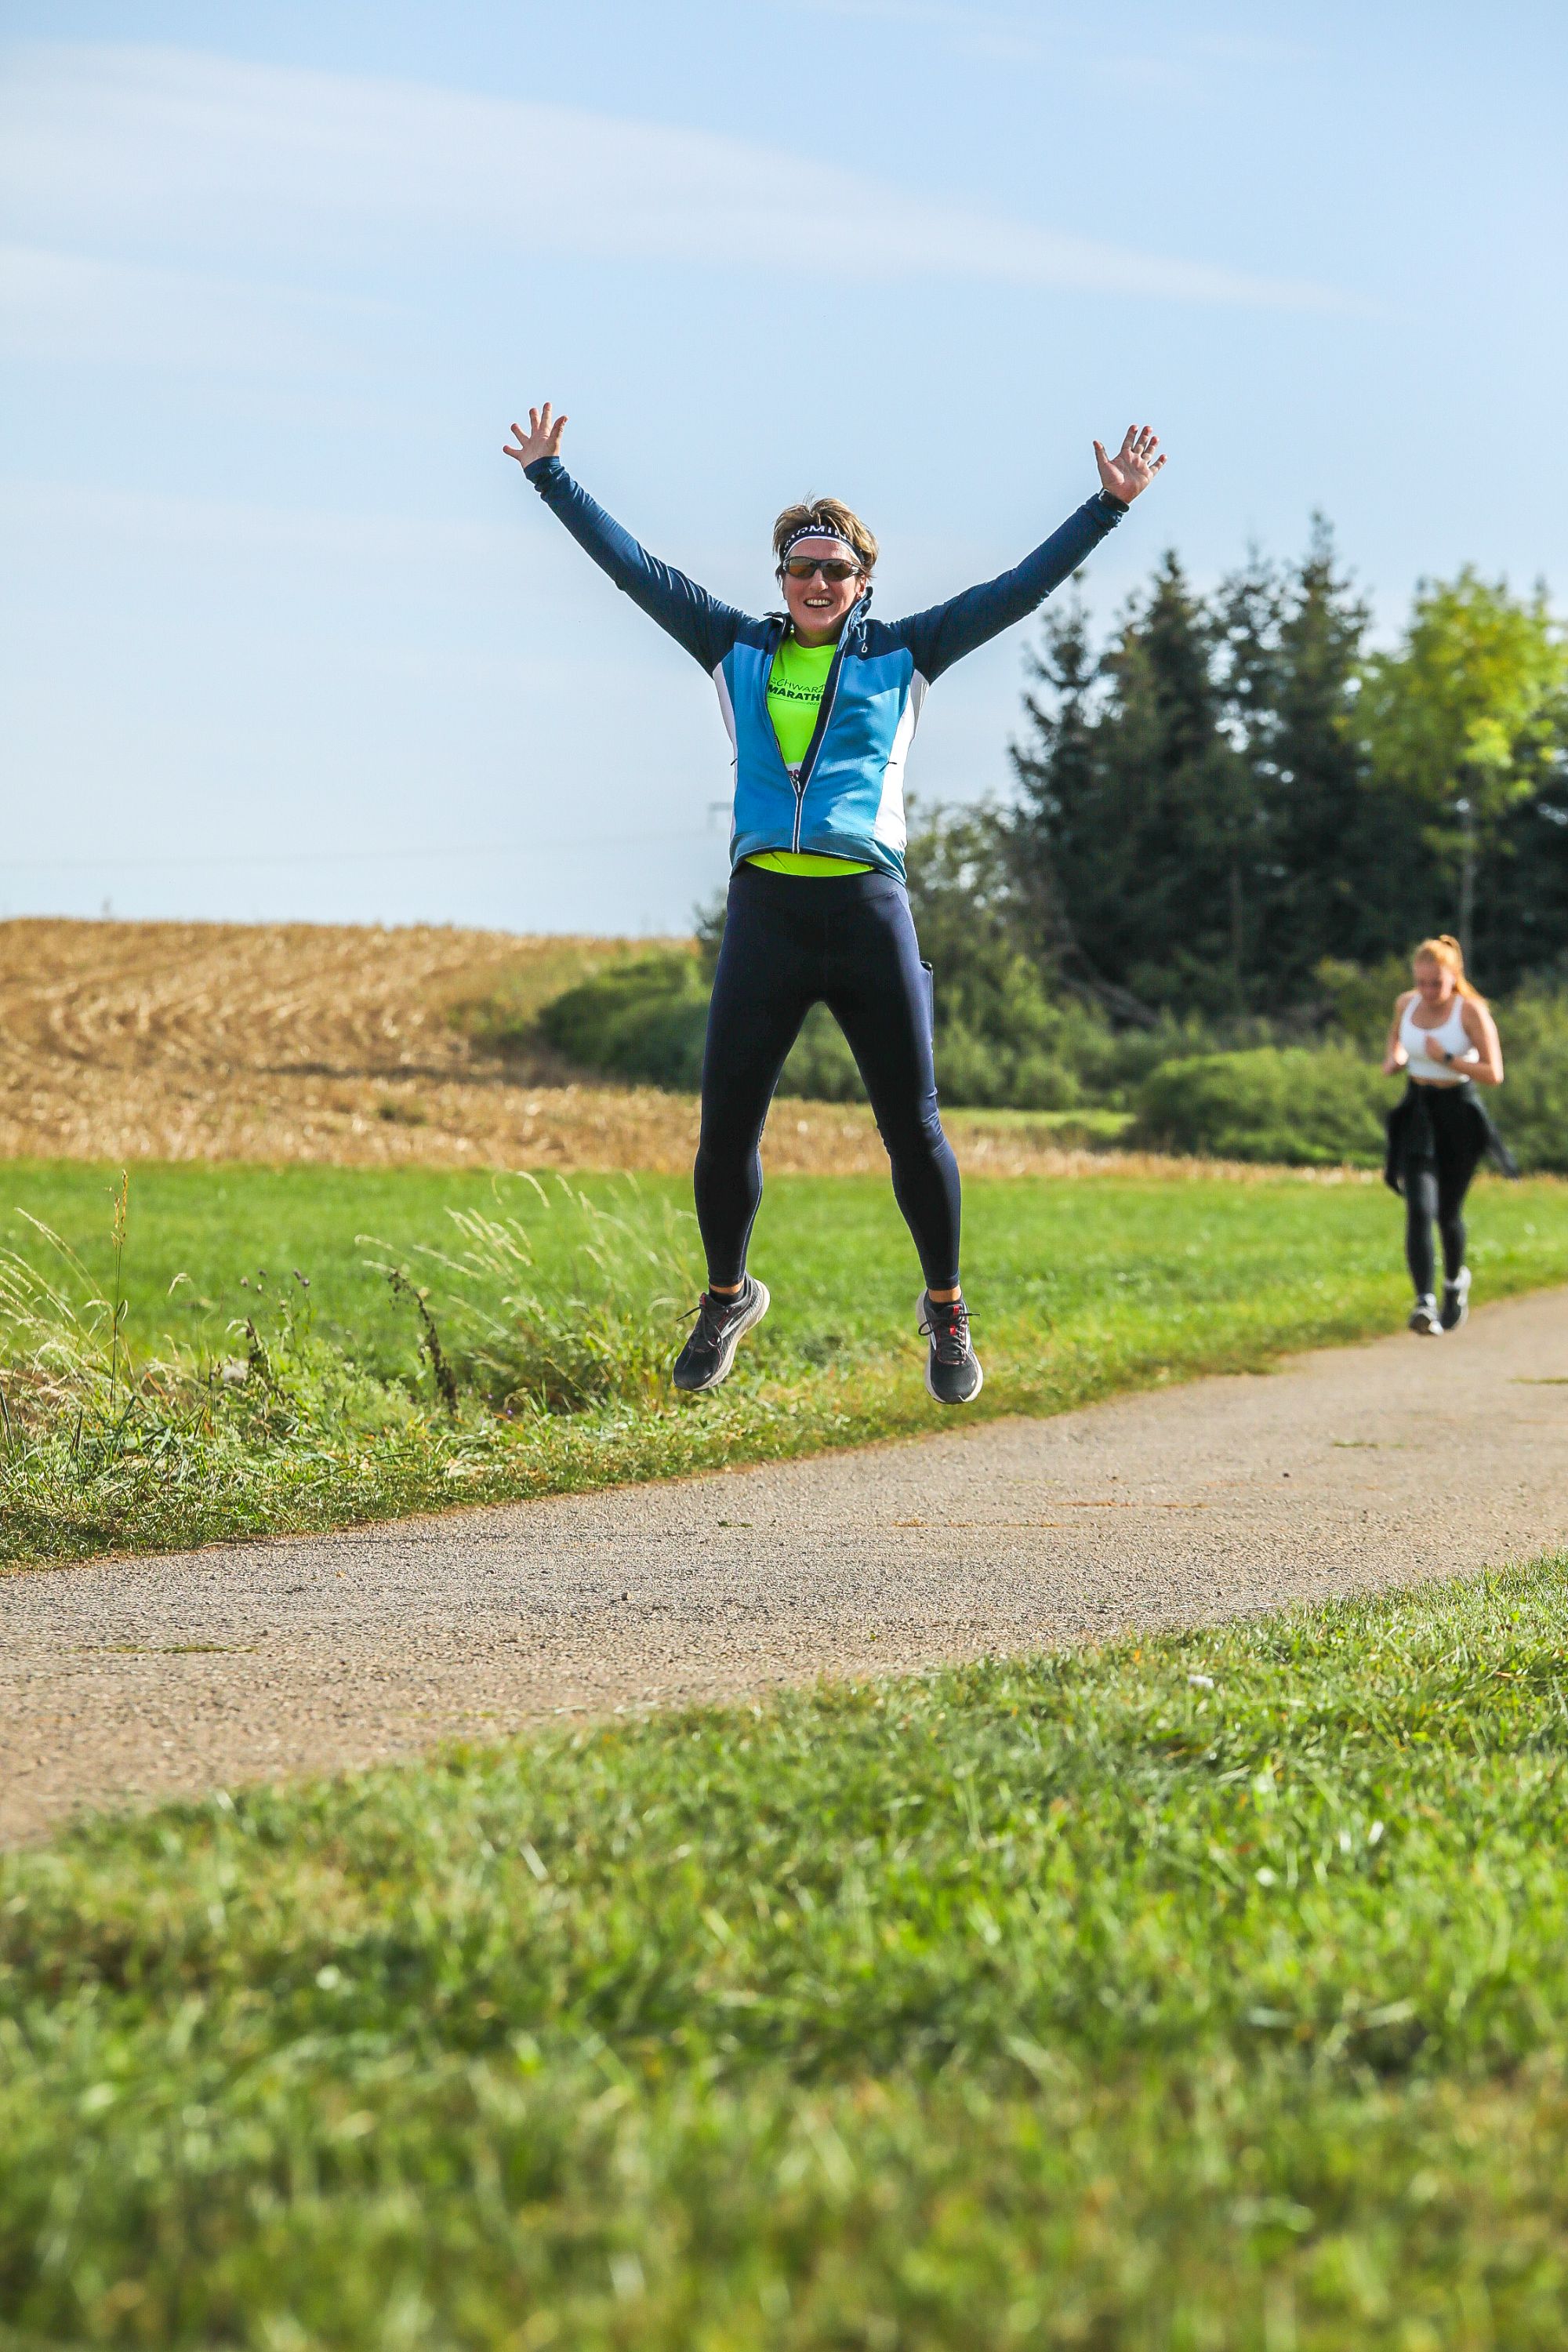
<box><xmin>772</xmin><ymin>496</ymin><xmax>878</xmax><ymax>575</ymax></box>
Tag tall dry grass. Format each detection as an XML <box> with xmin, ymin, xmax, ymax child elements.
<box><xmin>0</xmin><ymin>1167</ymin><xmax>715</xmax><ymax>1564</ymax></box>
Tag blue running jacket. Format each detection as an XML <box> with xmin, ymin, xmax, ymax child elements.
<box><xmin>523</xmin><ymin>455</ymin><xmax>1127</xmax><ymax>882</ymax></box>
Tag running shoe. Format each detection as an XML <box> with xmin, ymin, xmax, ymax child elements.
<box><xmin>672</xmin><ymin>1276</ymin><xmax>770</xmax><ymax>1393</ymax></box>
<box><xmin>916</xmin><ymin>1290</ymin><xmax>984</xmax><ymax>1405</ymax></box>
<box><xmin>1407</xmin><ymin>1294</ymin><xmax>1443</xmax><ymax>1337</ymax></box>
<box><xmin>1441</xmin><ymin>1266</ymin><xmax>1472</xmax><ymax>1332</ymax></box>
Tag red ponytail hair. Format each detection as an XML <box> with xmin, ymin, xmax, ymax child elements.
<box><xmin>1413</xmin><ymin>935</ymin><xmax>1486</xmax><ymax>1005</ymax></box>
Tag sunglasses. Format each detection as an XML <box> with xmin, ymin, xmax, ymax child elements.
<box><xmin>781</xmin><ymin>555</ymin><xmax>862</xmax><ymax>583</ymax></box>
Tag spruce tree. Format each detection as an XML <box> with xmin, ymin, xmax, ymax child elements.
<box><xmin>1011</xmin><ymin>554</ymin><xmax>1243</xmax><ymax>1014</ymax></box>
<box><xmin>1250</xmin><ymin>520</ymin><xmax>1425</xmax><ymax>987</ymax></box>
<box><xmin>1007</xmin><ymin>593</ymin><xmax>1101</xmax><ymax>981</ymax></box>
<box><xmin>1007</xmin><ymin>522</ymin><xmax>1565</xmax><ymax>1023</ymax></box>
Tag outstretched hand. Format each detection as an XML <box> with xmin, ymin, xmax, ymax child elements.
<box><xmin>503</xmin><ymin>404</ymin><xmax>568</xmax><ymax>471</ymax></box>
<box><xmin>1094</xmin><ymin>424</ymin><xmax>1165</xmax><ymax>503</ymax></box>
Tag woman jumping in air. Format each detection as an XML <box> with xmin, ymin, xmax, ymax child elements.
<box><xmin>505</xmin><ymin>405</ymin><xmax>1165</xmax><ymax>1398</ymax></box>
<box><xmin>1382</xmin><ymin>935</ymin><xmax>1512</xmax><ymax>1336</ymax></box>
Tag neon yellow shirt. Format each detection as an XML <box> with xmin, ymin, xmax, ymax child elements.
<box><xmin>746</xmin><ymin>634</ymin><xmax>873</xmax><ymax>877</ymax></box>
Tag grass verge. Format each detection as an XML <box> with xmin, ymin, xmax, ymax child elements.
<box><xmin>3</xmin><ymin>1160</ymin><xmax>1568</xmax><ymax>1569</ymax></box>
<box><xmin>6</xmin><ymin>1557</ymin><xmax>1568</xmax><ymax>2345</ymax></box>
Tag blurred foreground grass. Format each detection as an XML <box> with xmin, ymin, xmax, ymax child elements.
<box><xmin>3</xmin><ymin>1159</ymin><xmax>1568</xmax><ymax>1568</ymax></box>
<box><xmin>7</xmin><ymin>1559</ymin><xmax>1568</xmax><ymax>2344</ymax></box>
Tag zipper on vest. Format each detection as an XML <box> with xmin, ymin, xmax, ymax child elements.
<box><xmin>788</xmin><ymin>765</ymin><xmax>807</xmax><ymax>852</ymax></box>
<box><xmin>789</xmin><ymin>627</ymin><xmax>851</xmax><ymax>854</ymax></box>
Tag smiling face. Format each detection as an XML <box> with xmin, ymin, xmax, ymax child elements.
<box><xmin>779</xmin><ymin>538</ymin><xmax>867</xmax><ymax>645</ymax></box>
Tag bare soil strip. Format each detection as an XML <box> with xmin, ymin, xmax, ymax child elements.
<box><xmin>4</xmin><ymin>1287</ymin><xmax>1566</xmax><ymax>1846</ymax></box>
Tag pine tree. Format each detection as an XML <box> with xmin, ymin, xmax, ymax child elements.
<box><xmin>1011</xmin><ymin>554</ymin><xmax>1246</xmax><ymax>1014</ymax></box>
<box><xmin>1007</xmin><ymin>593</ymin><xmax>1102</xmax><ymax>980</ymax></box>
<box><xmin>1007</xmin><ymin>523</ymin><xmax>1566</xmax><ymax>1022</ymax></box>
<box><xmin>1247</xmin><ymin>519</ymin><xmax>1426</xmax><ymax>987</ymax></box>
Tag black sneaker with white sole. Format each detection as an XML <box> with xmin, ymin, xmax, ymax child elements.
<box><xmin>1408</xmin><ymin>1294</ymin><xmax>1443</xmax><ymax>1337</ymax></box>
<box><xmin>673</xmin><ymin>1276</ymin><xmax>770</xmax><ymax>1393</ymax></box>
<box><xmin>917</xmin><ymin>1290</ymin><xmax>983</xmax><ymax>1405</ymax></box>
<box><xmin>1441</xmin><ymin>1266</ymin><xmax>1472</xmax><ymax>1331</ymax></box>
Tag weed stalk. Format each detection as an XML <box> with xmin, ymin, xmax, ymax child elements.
<box><xmin>387</xmin><ymin>1267</ymin><xmax>459</xmax><ymax>1420</ymax></box>
<box><xmin>108</xmin><ymin>1170</ymin><xmax>129</xmax><ymax>1403</ymax></box>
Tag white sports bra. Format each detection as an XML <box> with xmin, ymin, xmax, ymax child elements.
<box><xmin>1399</xmin><ymin>993</ymin><xmax>1472</xmax><ymax>1084</ymax></box>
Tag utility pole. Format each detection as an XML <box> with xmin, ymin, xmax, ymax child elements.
<box><xmin>1456</xmin><ymin>789</ymin><xmax>1475</xmax><ymax>967</ymax></box>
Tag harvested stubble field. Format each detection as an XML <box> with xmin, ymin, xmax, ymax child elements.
<box><xmin>0</xmin><ymin>916</ymin><xmax>690</xmax><ymax>1171</ymax></box>
<box><xmin>2</xmin><ymin>916</ymin><xmax>1319</xmax><ymax>1182</ymax></box>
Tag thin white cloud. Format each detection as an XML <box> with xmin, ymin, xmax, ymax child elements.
<box><xmin>787</xmin><ymin>0</ymin><xmax>1046</xmax><ymax>61</ymax></box>
<box><xmin>0</xmin><ymin>477</ymin><xmax>784</xmax><ymax>635</ymax></box>
<box><xmin>0</xmin><ymin>245</ymin><xmax>390</xmax><ymax>372</ymax></box>
<box><xmin>1194</xmin><ymin>33</ymin><xmax>1319</xmax><ymax>67</ymax></box>
<box><xmin>777</xmin><ymin>8</ymin><xmax>1316</xmax><ymax>85</ymax></box>
<box><xmin>0</xmin><ymin>479</ymin><xmax>510</xmax><ymax>564</ymax></box>
<box><xmin>0</xmin><ymin>42</ymin><xmax>1348</xmax><ymax>313</ymax></box>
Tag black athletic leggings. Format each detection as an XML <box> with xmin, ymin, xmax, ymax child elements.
<box><xmin>695</xmin><ymin>862</ymin><xmax>961</xmax><ymax>1290</ymax></box>
<box><xmin>1403</xmin><ymin>1084</ymin><xmax>1486</xmax><ymax>1296</ymax></box>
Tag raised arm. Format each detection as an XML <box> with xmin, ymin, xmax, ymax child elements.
<box><xmin>504</xmin><ymin>407</ymin><xmax>751</xmax><ymax>672</ymax></box>
<box><xmin>896</xmin><ymin>426</ymin><xmax>1166</xmax><ymax>682</ymax></box>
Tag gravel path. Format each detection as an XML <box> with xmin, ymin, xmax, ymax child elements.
<box><xmin>5</xmin><ymin>1287</ymin><xmax>1568</xmax><ymax>1845</ymax></box>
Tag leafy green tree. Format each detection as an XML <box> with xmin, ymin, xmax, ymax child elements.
<box><xmin>1484</xmin><ymin>766</ymin><xmax>1568</xmax><ymax>989</ymax></box>
<box><xmin>1357</xmin><ymin>570</ymin><xmax>1568</xmax><ymax>966</ymax></box>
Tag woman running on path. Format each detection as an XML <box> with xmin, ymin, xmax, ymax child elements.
<box><xmin>1382</xmin><ymin>935</ymin><xmax>1508</xmax><ymax>1335</ymax></box>
<box><xmin>505</xmin><ymin>405</ymin><xmax>1164</xmax><ymax>1398</ymax></box>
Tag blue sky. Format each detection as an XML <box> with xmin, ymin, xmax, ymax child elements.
<box><xmin>3</xmin><ymin>1</ymin><xmax>1565</xmax><ymax>933</ymax></box>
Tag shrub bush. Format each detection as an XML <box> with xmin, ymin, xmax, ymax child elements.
<box><xmin>1489</xmin><ymin>988</ymin><xmax>1568</xmax><ymax>1173</ymax></box>
<box><xmin>529</xmin><ymin>809</ymin><xmax>1254</xmax><ymax>1112</ymax></box>
<box><xmin>523</xmin><ymin>844</ymin><xmax>1568</xmax><ymax>1165</ymax></box>
<box><xmin>1130</xmin><ymin>1047</ymin><xmax>1394</xmax><ymax>1167</ymax></box>
<box><xmin>777</xmin><ymin>1004</ymin><xmax>866</xmax><ymax>1101</ymax></box>
<box><xmin>538</xmin><ymin>953</ymin><xmax>709</xmax><ymax>1091</ymax></box>
<box><xmin>532</xmin><ymin>949</ymin><xmax>1287</xmax><ymax>1119</ymax></box>
<box><xmin>536</xmin><ymin>953</ymin><xmax>871</xmax><ymax>1102</ymax></box>
<box><xmin>1316</xmin><ymin>954</ymin><xmax>1417</xmax><ymax>1052</ymax></box>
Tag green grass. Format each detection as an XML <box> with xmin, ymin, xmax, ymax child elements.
<box><xmin>947</xmin><ymin>1104</ymin><xmax>1134</xmax><ymax>1145</ymax></box>
<box><xmin>7</xmin><ymin>1557</ymin><xmax>1568</xmax><ymax>2346</ymax></box>
<box><xmin>4</xmin><ymin>1160</ymin><xmax>1568</xmax><ymax>1569</ymax></box>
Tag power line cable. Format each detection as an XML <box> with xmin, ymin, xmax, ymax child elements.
<box><xmin>5</xmin><ymin>826</ymin><xmax>717</xmax><ymax>875</ymax></box>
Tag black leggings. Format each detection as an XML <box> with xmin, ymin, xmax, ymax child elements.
<box><xmin>695</xmin><ymin>862</ymin><xmax>961</xmax><ymax>1290</ymax></box>
<box><xmin>1404</xmin><ymin>1085</ymin><xmax>1485</xmax><ymax>1296</ymax></box>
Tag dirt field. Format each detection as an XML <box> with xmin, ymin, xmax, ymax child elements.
<box><xmin>0</xmin><ymin>917</ymin><xmax>1350</xmax><ymax>1182</ymax></box>
<box><xmin>0</xmin><ymin>916</ymin><xmax>700</xmax><ymax>1170</ymax></box>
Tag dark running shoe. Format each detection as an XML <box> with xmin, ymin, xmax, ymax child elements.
<box><xmin>1408</xmin><ymin>1294</ymin><xmax>1443</xmax><ymax>1337</ymax></box>
<box><xmin>917</xmin><ymin>1290</ymin><xmax>984</xmax><ymax>1406</ymax></box>
<box><xmin>672</xmin><ymin>1276</ymin><xmax>770</xmax><ymax>1394</ymax></box>
<box><xmin>1441</xmin><ymin>1266</ymin><xmax>1472</xmax><ymax>1331</ymax></box>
